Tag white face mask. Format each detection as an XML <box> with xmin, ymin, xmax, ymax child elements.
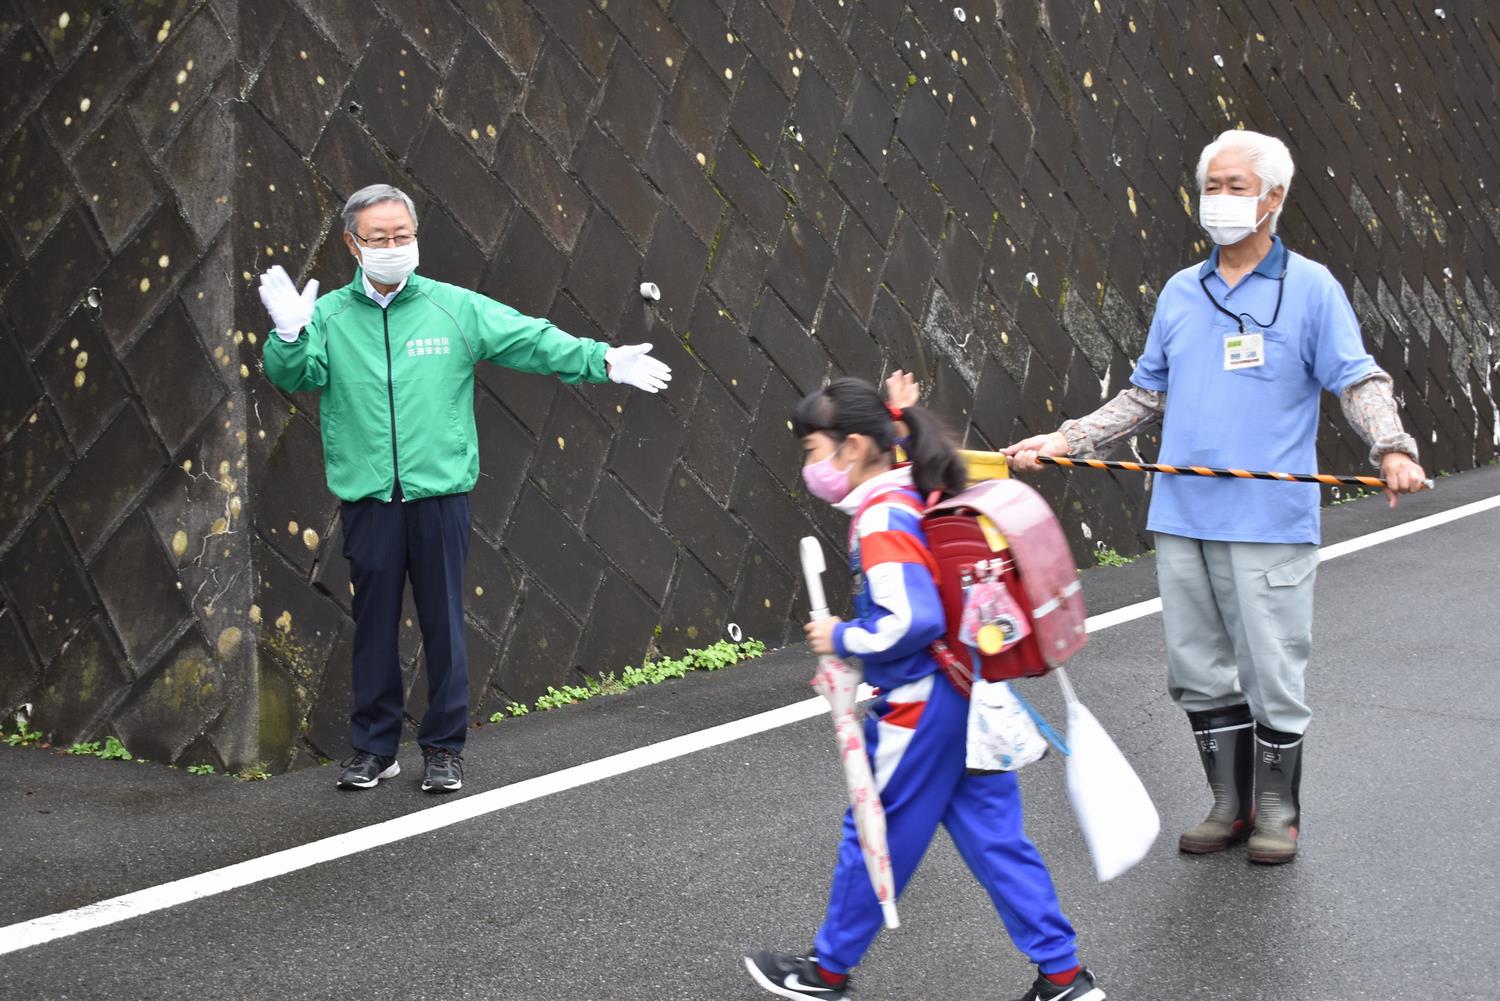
<box><xmin>359</xmin><ymin>241</ymin><xmax>420</xmax><ymax>284</ymax></box>
<box><xmin>1199</xmin><ymin>193</ymin><xmax>1270</xmax><ymax>246</ymax></box>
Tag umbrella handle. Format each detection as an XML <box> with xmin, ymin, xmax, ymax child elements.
<box><xmin>881</xmin><ymin>900</ymin><xmax>900</xmax><ymax>930</ymax></box>
<box><xmin>800</xmin><ymin>536</ymin><xmax>831</xmax><ymax>621</ymax></box>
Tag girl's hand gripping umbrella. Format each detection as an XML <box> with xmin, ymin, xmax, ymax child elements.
<box><xmin>799</xmin><ymin>536</ymin><xmax>900</xmax><ymax>931</ymax></box>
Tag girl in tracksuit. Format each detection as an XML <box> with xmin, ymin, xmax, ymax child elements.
<box><xmin>745</xmin><ymin>377</ymin><xmax>1103</xmax><ymax>1001</ymax></box>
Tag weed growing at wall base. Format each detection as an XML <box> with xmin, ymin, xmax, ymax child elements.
<box><xmin>3</xmin><ymin>718</ymin><xmax>44</xmax><ymax>747</ymax></box>
<box><xmin>489</xmin><ymin>638</ymin><xmax>768</xmax><ymax>722</ymax></box>
<box><xmin>61</xmin><ymin>736</ymin><xmax>132</xmax><ymax>760</ymax></box>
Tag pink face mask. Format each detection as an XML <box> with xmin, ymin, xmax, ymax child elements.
<box><xmin>802</xmin><ymin>443</ymin><xmax>853</xmax><ymax>503</ymax></box>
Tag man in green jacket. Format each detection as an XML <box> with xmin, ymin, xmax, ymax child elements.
<box><xmin>259</xmin><ymin>184</ymin><xmax>670</xmax><ymax>793</ymax></box>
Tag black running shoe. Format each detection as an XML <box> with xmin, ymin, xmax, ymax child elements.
<box><xmin>336</xmin><ymin>751</ymin><xmax>399</xmax><ymax>789</ymax></box>
<box><xmin>743</xmin><ymin>951</ymin><xmax>849</xmax><ymax>999</ymax></box>
<box><xmin>1012</xmin><ymin>967</ymin><xmax>1105</xmax><ymax>1001</ymax></box>
<box><xmin>420</xmin><ymin>747</ymin><xmax>463</xmax><ymax>793</ymax></box>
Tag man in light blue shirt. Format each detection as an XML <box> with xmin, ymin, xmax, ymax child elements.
<box><xmin>1132</xmin><ymin>233</ymin><xmax>1388</xmax><ymax>544</ymax></box>
<box><xmin>1007</xmin><ymin>131</ymin><xmax>1426</xmax><ymax>865</ymax></box>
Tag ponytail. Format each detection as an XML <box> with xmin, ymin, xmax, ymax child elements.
<box><xmin>900</xmin><ymin>404</ymin><xmax>968</xmax><ymax>498</ymax></box>
<box><xmin>791</xmin><ymin>377</ymin><xmax>967</xmax><ymax>500</ymax></box>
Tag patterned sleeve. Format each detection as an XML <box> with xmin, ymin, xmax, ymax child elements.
<box><xmin>832</xmin><ymin>503</ymin><xmax>946</xmax><ymax>663</ymax></box>
<box><xmin>1059</xmin><ymin>386</ymin><xmax>1167</xmax><ymax>459</ymax></box>
<box><xmin>1340</xmin><ymin>371</ymin><xmax>1420</xmax><ymax>467</ymax></box>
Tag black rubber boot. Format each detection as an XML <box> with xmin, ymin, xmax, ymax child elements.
<box><xmin>1247</xmin><ymin>722</ymin><xmax>1303</xmax><ymax>864</ymax></box>
<box><xmin>1178</xmin><ymin>705</ymin><xmax>1254</xmax><ymax>854</ymax></box>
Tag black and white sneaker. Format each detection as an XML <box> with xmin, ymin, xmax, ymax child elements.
<box><xmin>336</xmin><ymin>751</ymin><xmax>399</xmax><ymax>789</ymax></box>
<box><xmin>743</xmin><ymin>951</ymin><xmax>849</xmax><ymax>999</ymax></box>
<box><xmin>420</xmin><ymin>747</ymin><xmax>463</xmax><ymax>793</ymax></box>
<box><xmin>1011</xmin><ymin>967</ymin><xmax>1105</xmax><ymax>1001</ymax></box>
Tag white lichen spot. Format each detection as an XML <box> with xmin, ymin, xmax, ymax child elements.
<box><xmin>139</xmin><ymin>277</ymin><xmax>151</xmax><ymax>293</ymax></box>
<box><xmin>287</xmin><ymin>520</ymin><xmax>299</xmax><ymax>535</ymax></box>
<box><xmin>75</xmin><ymin>350</ymin><xmax>88</xmax><ymax>369</ymax></box>
<box><xmin>725</xmin><ymin>67</ymin><xmax>734</xmax><ymax>80</ymax></box>
<box><xmin>556</xmin><ymin>436</ymin><xmax>565</xmax><ymax>450</ymax></box>
<box><xmin>169</xmin><ymin>100</ymin><xmax>180</xmax><ymax>114</ymax></box>
<box><xmin>217</xmin><ymin>627</ymin><xmax>243</xmax><ymax>657</ymax></box>
<box><xmin>275</xmin><ymin>610</ymin><xmax>292</xmax><ymax>633</ymax></box>
<box><xmin>74</xmin><ymin>370</ymin><xmax>86</xmax><ymax>389</ymax></box>
<box><xmin>302</xmin><ymin>528</ymin><xmax>320</xmax><ymax>550</ymax></box>
<box><xmin>58</xmin><ymin>12</ymin><xmax>70</xmax><ymax>28</ymax></box>
<box><xmin>475</xmin><ymin>586</ymin><xmax>484</xmax><ymax>597</ymax></box>
<box><xmin>230</xmin><ymin>496</ymin><xmax>242</xmax><ymax>517</ymax></box>
<box><xmin>158</xmin><ymin>254</ymin><xmax>170</xmax><ymax>268</ymax></box>
<box><xmin>157</xmin><ymin>20</ymin><xmax>171</xmax><ymax>43</ymax></box>
<box><xmin>79</xmin><ymin>97</ymin><xmax>91</xmax><ymax>112</ymax></box>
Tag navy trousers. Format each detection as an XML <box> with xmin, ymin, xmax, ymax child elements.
<box><xmin>340</xmin><ymin>491</ymin><xmax>471</xmax><ymax>757</ymax></box>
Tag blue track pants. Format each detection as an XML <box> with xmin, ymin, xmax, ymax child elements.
<box><xmin>814</xmin><ymin>670</ymin><xmax>1079</xmax><ymax>975</ymax></box>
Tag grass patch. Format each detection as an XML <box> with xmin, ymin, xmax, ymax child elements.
<box><xmin>3</xmin><ymin>716</ymin><xmax>44</xmax><ymax>747</ymax></box>
<box><xmin>490</xmin><ymin>638</ymin><xmax>768</xmax><ymax>722</ymax></box>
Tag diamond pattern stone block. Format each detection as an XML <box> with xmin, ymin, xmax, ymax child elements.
<box><xmin>1</xmin><ymin>0</ymin><xmax>1495</xmax><ymax>772</ymax></box>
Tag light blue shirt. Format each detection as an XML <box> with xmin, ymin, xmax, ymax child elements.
<box><xmin>1130</xmin><ymin>237</ymin><xmax>1380</xmax><ymax>544</ymax></box>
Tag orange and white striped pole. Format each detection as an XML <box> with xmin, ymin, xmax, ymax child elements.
<box><xmin>1033</xmin><ymin>455</ymin><xmax>1434</xmax><ymax>491</ymax></box>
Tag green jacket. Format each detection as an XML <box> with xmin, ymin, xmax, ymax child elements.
<box><xmin>263</xmin><ymin>270</ymin><xmax>609</xmax><ymax>502</ymax></box>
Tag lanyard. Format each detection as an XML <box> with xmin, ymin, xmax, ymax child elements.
<box><xmin>1199</xmin><ymin>264</ymin><xmax>1288</xmax><ymax>333</ymax></box>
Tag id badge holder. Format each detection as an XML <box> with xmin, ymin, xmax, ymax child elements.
<box><xmin>1223</xmin><ymin>329</ymin><xmax>1266</xmax><ymax>371</ymax></box>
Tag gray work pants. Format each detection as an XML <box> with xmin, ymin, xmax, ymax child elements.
<box><xmin>1155</xmin><ymin>532</ymin><xmax>1319</xmax><ymax>735</ymax></box>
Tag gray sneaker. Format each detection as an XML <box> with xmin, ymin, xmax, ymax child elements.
<box><xmin>337</xmin><ymin>751</ymin><xmax>399</xmax><ymax>789</ymax></box>
<box><xmin>421</xmin><ymin>747</ymin><xmax>463</xmax><ymax>793</ymax></box>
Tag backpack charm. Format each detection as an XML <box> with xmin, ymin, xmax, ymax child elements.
<box><xmin>958</xmin><ymin>562</ymin><xmax>1032</xmax><ymax>656</ymax></box>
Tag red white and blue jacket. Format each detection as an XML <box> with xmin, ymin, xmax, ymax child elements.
<box><xmin>831</xmin><ymin>469</ymin><xmax>946</xmax><ymax>692</ymax></box>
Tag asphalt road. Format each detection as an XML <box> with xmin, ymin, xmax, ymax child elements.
<box><xmin>3</xmin><ymin>465</ymin><xmax>1498</xmax><ymax>1001</ymax></box>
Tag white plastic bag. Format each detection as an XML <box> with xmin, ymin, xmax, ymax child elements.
<box><xmin>965</xmin><ymin>678</ymin><xmax>1050</xmax><ymax>773</ymax></box>
<box><xmin>1057</xmin><ymin>668</ymin><xmax>1160</xmax><ymax>881</ymax></box>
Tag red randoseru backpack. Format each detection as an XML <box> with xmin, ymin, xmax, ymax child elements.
<box><xmin>855</xmin><ymin>478</ymin><xmax>1087</xmax><ymax>690</ymax></box>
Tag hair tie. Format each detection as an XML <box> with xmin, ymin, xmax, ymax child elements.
<box><xmin>886</xmin><ymin>403</ymin><xmax>905</xmax><ymax>422</ymax></box>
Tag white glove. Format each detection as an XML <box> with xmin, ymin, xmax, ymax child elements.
<box><xmin>258</xmin><ymin>265</ymin><xmax>319</xmax><ymax>342</ymax></box>
<box><xmin>605</xmin><ymin>343</ymin><xmax>671</xmax><ymax>393</ymax></box>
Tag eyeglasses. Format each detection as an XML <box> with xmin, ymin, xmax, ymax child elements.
<box><xmin>352</xmin><ymin>232</ymin><xmax>416</xmax><ymax>249</ymax></box>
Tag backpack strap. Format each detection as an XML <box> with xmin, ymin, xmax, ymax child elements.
<box><xmin>850</xmin><ymin>488</ymin><xmax>972</xmax><ymax>697</ymax></box>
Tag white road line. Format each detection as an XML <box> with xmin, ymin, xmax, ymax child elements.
<box><xmin>3</xmin><ymin>492</ymin><xmax>1496</xmax><ymax>956</ymax></box>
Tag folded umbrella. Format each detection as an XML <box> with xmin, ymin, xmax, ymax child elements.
<box><xmin>800</xmin><ymin>536</ymin><xmax>900</xmax><ymax>930</ymax></box>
